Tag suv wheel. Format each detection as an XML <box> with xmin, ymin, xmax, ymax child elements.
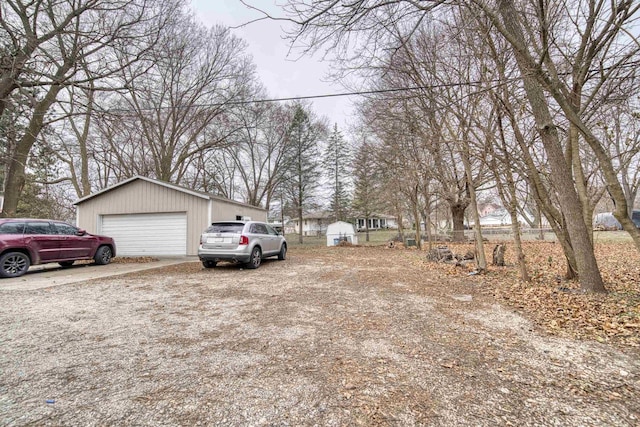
<box><xmin>94</xmin><ymin>246</ymin><xmax>113</xmax><ymax>265</ymax></box>
<box><xmin>246</xmin><ymin>247</ymin><xmax>262</xmax><ymax>269</ymax></box>
<box><xmin>0</xmin><ymin>252</ymin><xmax>30</xmax><ymax>278</ymax></box>
<box><xmin>278</xmin><ymin>244</ymin><xmax>287</xmax><ymax>260</ymax></box>
<box><xmin>202</xmin><ymin>260</ymin><xmax>217</xmax><ymax>268</ymax></box>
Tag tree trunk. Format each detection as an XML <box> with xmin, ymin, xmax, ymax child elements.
<box><xmin>365</xmin><ymin>216</ymin><xmax>370</xmax><ymax>242</ymax></box>
<box><xmin>396</xmin><ymin>209</ymin><xmax>405</xmax><ymax>244</ymax></box>
<box><xmin>297</xmin><ymin>206</ymin><xmax>303</xmax><ymax>244</ymax></box>
<box><xmin>450</xmin><ymin>202</ymin><xmax>467</xmax><ymax>242</ymax></box>
<box><xmin>495</xmin><ymin>112</ymin><xmax>530</xmax><ymax>281</ymax></box>
<box><xmin>567</xmin><ymin>90</ymin><xmax>594</xmax><ymax>244</ymax></box>
<box><xmin>412</xmin><ymin>198</ymin><xmax>422</xmax><ymax>249</ymax></box>
<box><xmin>498</xmin><ymin>0</ymin><xmax>605</xmax><ymax>293</ymax></box>
<box><xmin>461</xmin><ymin>142</ymin><xmax>486</xmax><ymax>271</ymax></box>
<box><xmin>2</xmin><ymin>84</ymin><xmax>63</xmax><ymax>217</ymax></box>
<box><xmin>497</xmin><ymin>79</ymin><xmax>577</xmax><ymax>271</ymax></box>
<box><xmin>423</xmin><ymin>190</ymin><xmax>433</xmax><ymax>251</ymax></box>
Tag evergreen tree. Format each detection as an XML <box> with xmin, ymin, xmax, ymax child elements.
<box><xmin>323</xmin><ymin>123</ymin><xmax>352</xmax><ymax>222</ymax></box>
<box><xmin>281</xmin><ymin>103</ymin><xmax>324</xmax><ymax>243</ymax></box>
<box><xmin>352</xmin><ymin>139</ymin><xmax>381</xmax><ymax>242</ymax></box>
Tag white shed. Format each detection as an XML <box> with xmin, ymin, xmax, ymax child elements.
<box><xmin>326</xmin><ymin>221</ymin><xmax>358</xmax><ymax>246</ymax></box>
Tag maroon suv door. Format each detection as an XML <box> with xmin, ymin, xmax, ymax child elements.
<box><xmin>53</xmin><ymin>222</ymin><xmax>94</xmax><ymax>259</ymax></box>
<box><xmin>23</xmin><ymin>221</ymin><xmax>62</xmax><ymax>262</ymax></box>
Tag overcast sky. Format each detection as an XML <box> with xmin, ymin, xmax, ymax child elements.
<box><xmin>190</xmin><ymin>0</ymin><xmax>355</xmax><ymax>132</ymax></box>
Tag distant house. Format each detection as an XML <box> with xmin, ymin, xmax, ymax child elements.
<box><xmin>477</xmin><ymin>202</ymin><xmax>501</xmax><ymax>217</ymax></box>
<box><xmin>469</xmin><ymin>208</ymin><xmax>534</xmax><ymax>228</ymax></box>
<box><xmin>355</xmin><ymin>214</ymin><xmax>397</xmax><ymax>231</ymax></box>
<box><xmin>290</xmin><ymin>212</ymin><xmax>332</xmax><ymax>236</ymax></box>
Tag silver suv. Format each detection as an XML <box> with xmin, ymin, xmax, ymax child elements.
<box><xmin>198</xmin><ymin>221</ymin><xmax>287</xmax><ymax>269</ymax></box>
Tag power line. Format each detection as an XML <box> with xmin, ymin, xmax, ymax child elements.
<box><xmin>101</xmin><ymin>80</ymin><xmax>500</xmax><ymax>114</ymax></box>
<box><xmin>95</xmin><ymin>59</ymin><xmax>640</xmax><ymax>114</ymax></box>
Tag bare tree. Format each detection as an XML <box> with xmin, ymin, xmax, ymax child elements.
<box><xmin>596</xmin><ymin>102</ymin><xmax>640</xmax><ymax>218</ymax></box>
<box><xmin>0</xmin><ymin>0</ymin><xmax>174</xmax><ymax>216</ymax></box>
<box><xmin>224</xmin><ymin>99</ymin><xmax>296</xmax><ymax>209</ymax></box>
<box><xmin>269</xmin><ymin>0</ymin><xmax>640</xmax><ymax>292</ymax></box>
<box><xmin>100</xmin><ymin>14</ymin><xmax>255</xmax><ymax>185</ymax></box>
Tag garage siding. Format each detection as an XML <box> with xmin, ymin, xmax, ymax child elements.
<box><xmin>76</xmin><ymin>177</ymin><xmax>268</xmax><ymax>257</ymax></box>
<box><xmin>76</xmin><ymin>179</ymin><xmax>209</xmax><ymax>256</ymax></box>
<box><xmin>211</xmin><ymin>196</ymin><xmax>268</xmax><ymax>222</ymax></box>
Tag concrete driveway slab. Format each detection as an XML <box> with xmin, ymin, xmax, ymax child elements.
<box><xmin>0</xmin><ymin>257</ymin><xmax>195</xmax><ymax>291</ymax></box>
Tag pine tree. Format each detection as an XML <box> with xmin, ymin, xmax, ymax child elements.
<box><xmin>323</xmin><ymin>123</ymin><xmax>351</xmax><ymax>222</ymax></box>
<box><xmin>352</xmin><ymin>139</ymin><xmax>381</xmax><ymax>242</ymax></box>
<box><xmin>281</xmin><ymin>103</ymin><xmax>324</xmax><ymax>243</ymax></box>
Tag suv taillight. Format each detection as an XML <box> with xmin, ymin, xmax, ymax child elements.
<box><xmin>200</xmin><ymin>235</ymin><xmax>206</xmax><ymax>245</ymax></box>
<box><xmin>239</xmin><ymin>235</ymin><xmax>249</xmax><ymax>245</ymax></box>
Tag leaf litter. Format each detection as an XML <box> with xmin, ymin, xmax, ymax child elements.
<box><xmin>0</xmin><ymin>243</ymin><xmax>638</xmax><ymax>426</ymax></box>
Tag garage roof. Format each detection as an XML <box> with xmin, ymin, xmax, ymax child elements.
<box><xmin>73</xmin><ymin>175</ymin><xmax>267</xmax><ymax>211</ymax></box>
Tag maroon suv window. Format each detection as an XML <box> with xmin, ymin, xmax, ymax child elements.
<box><xmin>0</xmin><ymin>222</ymin><xmax>25</xmax><ymax>234</ymax></box>
<box><xmin>53</xmin><ymin>223</ymin><xmax>78</xmax><ymax>235</ymax></box>
<box><xmin>25</xmin><ymin>222</ymin><xmax>54</xmax><ymax>235</ymax></box>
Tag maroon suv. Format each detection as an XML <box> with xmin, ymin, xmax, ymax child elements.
<box><xmin>0</xmin><ymin>218</ymin><xmax>116</xmax><ymax>278</ymax></box>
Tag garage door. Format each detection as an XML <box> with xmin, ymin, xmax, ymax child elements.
<box><xmin>100</xmin><ymin>213</ymin><xmax>187</xmax><ymax>256</ymax></box>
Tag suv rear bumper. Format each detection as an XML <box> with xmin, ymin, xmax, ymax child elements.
<box><xmin>198</xmin><ymin>248</ymin><xmax>251</xmax><ymax>264</ymax></box>
<box><xmin>199</xmin><ymin>254</ymin><xmax>251</xmax><ymax>263</ymax></box>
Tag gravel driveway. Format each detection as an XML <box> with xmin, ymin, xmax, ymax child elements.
<box><xmin>1</xmin><ymin>246</ymin><xmax>638</xmax><ymax>426</ymax></box>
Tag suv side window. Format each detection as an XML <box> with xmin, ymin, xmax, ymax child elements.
<box><xmin>0</xmin><ymin>222</ymin><xmax>25</xmax><ymax>234</ymax></box>
<box><xmin>53</xmin><ymin>223</ymin><xmax>78</xmax><ymax>235</ymax></box>
<box><xmin>265</xmin><ymin>225</ymin><xmax>279</xmax><ymax>236</ymax></box>
<box><xmin>25</xmin><ymin>222</ymin><xmax>54</xmax><ymax>235</ymax></box>
<box><xmin>252</xmin><ymin>223</ymin><xmax>268</xmax><ymax>234</ymax></box>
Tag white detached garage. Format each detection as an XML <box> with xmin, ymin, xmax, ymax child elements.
<box><xmin>100</xmin><ymin>213</ymin><xmax>187</xmax><ymax>256</ymax></box>
<box><xmin>74</xmin><ymin>176</ymin><xmax>267</xmax><ymax>256</ymax></box>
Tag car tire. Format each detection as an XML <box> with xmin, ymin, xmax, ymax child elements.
<box><xmin>59</xmin><ymin>261</ymin><xmax>75</xmax><ymax>267</ymax></box>
<box><xmin>277</xmin><ymin>244</ymin><xmax>287</xmax><ymax>260</ymax></box>
<box><xmin>202</xmin><ymin>260</ymin><xmax>217</xmax><ymax>268</ymax></box>
<box><xmin>0</xmin><ymin>252</ymin><xmax>31</xmax><ymax>278</ymax></box>
<box><xmin>94</xmin><ymin>246</ymin><xmax>113</xmax><ymax>265</ymax></box>
<box><xmin>245</xmin><ymin>246</ymin><xmax>262</xmax><ymax>269</ymax></box>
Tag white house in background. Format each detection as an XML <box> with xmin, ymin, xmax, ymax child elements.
<box><xmin>477</xmin><ymin>202</ymin><xmax>501</xmax><ymax>217</ymax></box>
<box><xmin>290</xmin><ymin>211</ymin><xmax>332</xmax><ymax>236</ymax></box>
<box><xmin>468</xmin><ymin>208</ymin><xmax>534</xmax><ymax>227</ymax></box>
<box><xmin>326</xmin><ymin>221</ymin><xmax>358</xmax><ymax>246</ymax></box>
<box><xmin>355</xmin><ymin>214</ymin><xmax>398</xmax><ymax>231</ymax></box>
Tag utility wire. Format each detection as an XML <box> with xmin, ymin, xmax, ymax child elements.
<box><xmin>100</xmin><ymin>79</ymin><xmax>506</xmax><ymax>114</ymax></box>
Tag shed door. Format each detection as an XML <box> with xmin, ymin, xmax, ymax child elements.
<box><xmin>100</xmin><ymin>213</ymin><xmax>187</xmax><ymax>256</ymax></box>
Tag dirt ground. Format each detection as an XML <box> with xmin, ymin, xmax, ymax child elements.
<box><xmin>1</xmin><ymin>246</ymin><xmax>638</xmax><ymax>426</ymax></box>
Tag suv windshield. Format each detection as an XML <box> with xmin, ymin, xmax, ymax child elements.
<box><xmin>206</xmin><ymin>223</ymin><xmax>244</xmax><ymax>233</ymax></box>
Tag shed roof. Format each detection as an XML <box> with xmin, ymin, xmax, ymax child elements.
<box><xmin>326</xmin><ymin>221</ymin><xmax>356</xmax><ymax>234</ymax></box>
<box><xmin>73</xmin><ymin>175</ymin><xmax>267</xmax><ymax>211</ymax></box>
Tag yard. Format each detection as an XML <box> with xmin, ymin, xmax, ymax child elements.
<box><xmin>1</xmin><ymin>240</ymin><xmax>639</xmax><ymax>426</ymax></box>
